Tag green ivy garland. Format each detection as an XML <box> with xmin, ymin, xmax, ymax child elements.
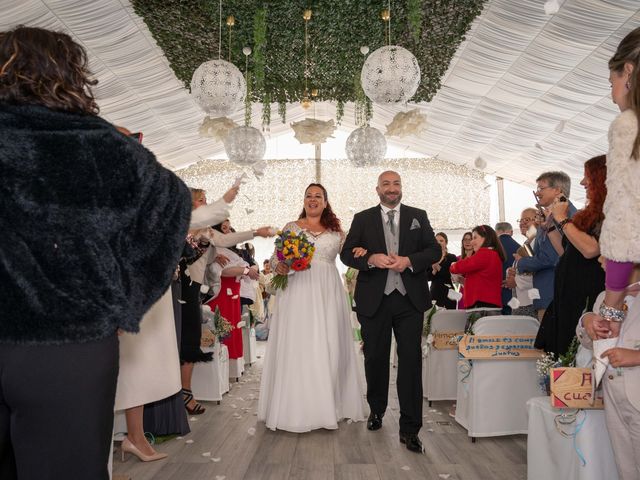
<box><xmin>252</xmin><ymin>7</ymin><xmax>267</xmax><ymax>92</ymax></box>
<box><xmin>407</xmin><ymin>0</ymin><xmax>422</xmax><ymax>45</ymax></box>
<box><xmin>131</xmin><ymin>0</ymin><xmax>486</xmax><ymax>107</ymax></box>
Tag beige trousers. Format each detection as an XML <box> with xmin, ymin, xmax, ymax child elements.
<box><xmin>604</xmin><ymin>373</ymin><xmax>640</xmax><ymax>480</ymax></box>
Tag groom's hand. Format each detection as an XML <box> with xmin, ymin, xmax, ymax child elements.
<box><xmin>388</xmin><ymin>254</ymin><xmax>412</xmax><ymax>272</ymax></box>
<box><xmin>368</xmin><ymin>253</ymin><xmax>393</xmax><ymax>269</ymax></box>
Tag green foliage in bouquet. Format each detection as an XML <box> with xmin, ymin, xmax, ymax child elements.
<box><xmin>558</xmin><ymin>335</ymin><xmax>580</xmax><ymax>367</ymax></box>
<box><xmin>422</xmin><ymin>302</ymin><xmax>438</xmax><ymax>337</ymax></box>
<box><xmin>211</xmin><ymin>305</ymin><xmax>233</xmax><ymax>341</ymax></box>
<box><xmin>464</xmin><ymin>311</ymin><xmax>482</xmax><ymax>334</ymax></box>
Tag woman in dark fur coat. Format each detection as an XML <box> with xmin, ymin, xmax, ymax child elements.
<box><xmin>0</xmin><ymin>26</ymin><xmax>191</xmax><ymax>479</ymax></box>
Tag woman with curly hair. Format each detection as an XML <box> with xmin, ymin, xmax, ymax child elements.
<box><xmin>0</xmin><ymin>26</ymin><xmax>191</xmax><ymax>478</ymax></box>
<box><xmin>540</xmin><ymin>155</ymin><xmax>607</xmax><ymax>356</ymax></box>
<box><xmin>258</xmin><ymin>184</ymin><xmax>365</xmax><ymax>432</ymax></box>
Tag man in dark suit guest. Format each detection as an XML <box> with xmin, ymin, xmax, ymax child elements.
<box><xmin>340</xmin><ymin>171</ymin><xmax>440</xmax><ymax>454</ymax></box>
<box><xmin>495</xmin><ymin>222</ymin><xmax>521</xmax><ymax>314</ymax></box>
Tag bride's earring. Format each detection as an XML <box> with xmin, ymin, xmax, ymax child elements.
<box><xmin>626</xmin><ymin>78</ymin><xmax>631</xmax><ymax>90</ymax></box>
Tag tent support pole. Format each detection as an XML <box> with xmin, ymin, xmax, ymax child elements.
<box><xmin>497</xmin><ymin>176</ymin><xmax>505</xmax><ymax>222</ymax></box>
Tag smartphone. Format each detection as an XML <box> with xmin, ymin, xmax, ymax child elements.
<box><xmin>129</xmin><ymin>132</ymin><xmax>143</xmax><ymax>143</ymax></box>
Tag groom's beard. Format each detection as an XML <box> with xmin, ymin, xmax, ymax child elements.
<box><xmin>379</xmin><ymin>191</ymin><xmax>402</xmax><ymax>207</ymax></box>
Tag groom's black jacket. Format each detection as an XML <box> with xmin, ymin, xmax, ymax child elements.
<box><xmin>340</xmin><ymin>204</ymin><xmax>441</xmax><ymax>317</ymax></box>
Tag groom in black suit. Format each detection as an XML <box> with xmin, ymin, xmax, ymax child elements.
<box><xmin>340</xmin><ymin>171</ymin><xmax>440</xmax><ymax>453</ymax></box>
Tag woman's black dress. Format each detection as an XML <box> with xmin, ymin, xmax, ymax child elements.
<box><xmin>428</xmin><ymin>253</ymin><xmax>458</xmax><ymax>309</ymax></box>
<box><xmin>539</xmin><ymin>227</ymin><xmax>605</xmax><ymax>356</ymax></box>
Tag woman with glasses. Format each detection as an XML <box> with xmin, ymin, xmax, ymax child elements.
<box><xmin>505</xmin><ymin>209</ymin><xmax>539</xmax><ymax>318</ymax></box>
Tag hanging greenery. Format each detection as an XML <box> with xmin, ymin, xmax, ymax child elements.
<box><xmin>261</xmin><ymin>94</ymin><xmax>271</xmax><ymax>130</ymax></box>
<box><xmin>335</xmin><ymin>100</ymin><xmax>344</xmax><ymax>125</ymax></box>
<box><xmin>131</xmin><ymin>0</ymin><xmax>486</xmax><ymax>104</ymax></box>
<box><xmin>353</xmin><ymin>71</ymin><xmax>372</xmax><ymax>127</ymax></box>
<box><xmin>277</xmin><ymin>101</ymin><xmax>287</xmax><ymax>124</ymax></box>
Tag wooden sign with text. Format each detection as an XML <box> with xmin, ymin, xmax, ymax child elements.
<box><xmin>457</xmin><ymin>334</ymin><xmax>543</xmax><ymax>359</ymax></box>
<box><xmin>550</xmin><ymin>367</ymin><xmax>604</xmax><ymax>409</ymax></box>
<box><xmin>432</xmin><ymin>331</ymin><xmax>464</xmax><ymax>350</ymax></box>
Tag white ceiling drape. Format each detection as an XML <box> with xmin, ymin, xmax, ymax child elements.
<box><xmin>2</xmin><ymin>0</ymin><xmax>639</xmax><ymax>203</ymax></box>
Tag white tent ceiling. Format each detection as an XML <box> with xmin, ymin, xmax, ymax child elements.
<box><xmin>3</xmin><ymin>0</ymin><xmax>639</xmax><ymax>203</ymax></box>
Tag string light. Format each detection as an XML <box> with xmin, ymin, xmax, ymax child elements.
<box><xmin>177</xmin><ymin>157</ymin><xmax>490</xmax><ymax>231</ymax></box>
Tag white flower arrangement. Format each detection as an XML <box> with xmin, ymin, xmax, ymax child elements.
<box><xmin>536</xmin><ymin>351</ymin><xmax>558</xmax><ymax>377</ymax></box>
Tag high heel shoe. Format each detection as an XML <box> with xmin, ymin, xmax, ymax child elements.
<box><xmin>120</xmin><ymin>437</ymin><xmax>168</xmax><ymax>462</ymax></box>
<box><xmin>182</xmin><ymin>388</ymin><xmax>206</xmax><ymax>415</ymax></box>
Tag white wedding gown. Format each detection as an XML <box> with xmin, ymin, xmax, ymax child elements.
<box><xmin>258</xmin><ymin>223</ymin><xmax>366</xmax><ymax>432</ymax></box>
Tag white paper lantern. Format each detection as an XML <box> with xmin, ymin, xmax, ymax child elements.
<box><xmin>224</xmin><ymin>126</ymin><xmax>266</xmax><ymax>167</ymax></box>
<box><xmin>191</xmin><ymin>59</ymin><xmax>246</xmax><ymax>116</ymax></box>
<box><xmin>361</xmin><ymin>45</ymin><xmax>421</xmax><ymax>104</ymax></box>
<box><xmin>346</xmin><ymin>126</ymin><xmax>387</xmax><ymax>167</ymax></box>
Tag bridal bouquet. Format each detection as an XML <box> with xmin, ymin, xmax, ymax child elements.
<box><xmin>270</xmin><ymin>229</ymin><xmax>315</xmax><ymax>291</ymax></box>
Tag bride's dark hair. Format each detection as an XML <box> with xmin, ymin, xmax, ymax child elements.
<box><xmin>298</xmin><ymin>183</ymin><xmax>342</xmax><ymax>232</ymax></box>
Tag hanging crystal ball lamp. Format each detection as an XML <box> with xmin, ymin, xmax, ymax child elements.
<box><xmin>191</xmin><ymin>59</ymin><xmax>246</xmax><ymax>117</ymax></box>
<box><xmin>346</xmin><ymin>126</ymin><xmax>387</xmax><ymax>167</ymax></box>
<box><xmin>361</xmin><ymin>45</ymin><xmax>421</xmax><ymax>104</ymax></box>
<box><xmin>224</xmin><ymin>126</ymin><xmax>266</xmax><ymax>167</ymax></box>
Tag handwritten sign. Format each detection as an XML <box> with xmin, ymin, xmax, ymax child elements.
<box><xmin>550</xmin><ymin>367</ymin><xmax>604</xmax><ymax>409</ymax></box>
<box><xmin>432</xmin><ymin>331</ymin><xmax>464</xmax><ymax>350</ymax></box>
<box><xmin>457</xmin><ymin>334</ymin><xmax>543</xmax><ymax>359</ymax></box>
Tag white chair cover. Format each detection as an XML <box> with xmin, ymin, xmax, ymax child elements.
<box><xmin>527</xmin><ymin>396</ymin><xmax>619</xmax><ymax>480</ymax></box>
<box><xmin>455</xmin><ymin>315</ymin><xmax>541</xmax><ymax>438</ymax></box>
<box><xmin>423</xmin><ymin>310</ymin><xmax>468</xmax><ymax>402</ymax></box>
<box><xmin>191</xmin><ymin>341</ymin><xmax>230</xmax><ymax>402</ymax></box>
<box><xmin>243</xmin><ymin>326</ymin><xmax>258</xmax><ymax>365</ymax></box>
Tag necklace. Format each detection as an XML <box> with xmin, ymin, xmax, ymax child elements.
<box><xmin>297</xmin><ymin>220</ymin><xmax>325</xmax><ymax>237</ymax></box>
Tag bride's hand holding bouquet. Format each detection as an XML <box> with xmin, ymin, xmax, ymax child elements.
<box><xmin>270</xmin><ymin>230</ymin><xmax>316</xmax><ymax>291</ymax></box>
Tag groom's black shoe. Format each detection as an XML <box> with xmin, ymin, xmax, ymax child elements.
<box><xmin>399</xmin><ymin>433</ymin><xmax>424</xmax><ymax>453</ymax></box>
<box><xmin>367</xmin><ymin>412</ymin><xmax>384</xmax><ymax>431</ymax></box>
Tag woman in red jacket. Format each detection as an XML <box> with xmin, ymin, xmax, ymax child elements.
<box><xmin>450</xmin><ymin>225</ymin><xmax>506</xmax><ymax>309</ymax></box>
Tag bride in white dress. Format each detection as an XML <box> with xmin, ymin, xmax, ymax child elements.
<box><xmin>258</xmin><ymin>184</ymin><xmax>366</xmax><ymax>432</ymax></box>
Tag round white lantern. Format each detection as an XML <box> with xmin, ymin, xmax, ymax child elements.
<box><xmin>361</xmin><ymin>45</ymin><xmax>421</xmax><ymax>104</ymax></box>
<box><xmin>224</xmin><ymin>126</ymin><xmax>266</xmax><ymax>167</ymax></box>
<box><xmin>346</xmin><ymin>126</ymin><xmax>387</xmax><ymax>167</ymax></box>
<box><xmin>191</xmin><ymin>59</ymin><xmax>246</xmax><ymax>117</ymax></box>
